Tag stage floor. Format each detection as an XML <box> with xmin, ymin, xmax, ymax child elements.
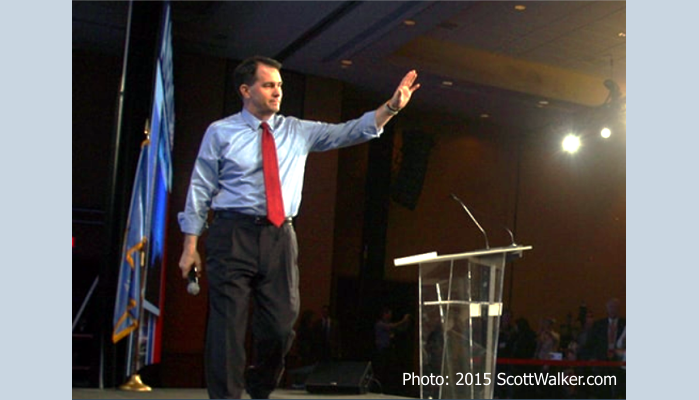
<box><xmin>72</xmin><ymin>388</ymin><xmax>412</xmax><ymax>399</ymax></box>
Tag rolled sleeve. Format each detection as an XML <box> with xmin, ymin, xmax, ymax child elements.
<box><xmin>307</xmin><ymin>111</ymin><xmax>383</xmax><ymax>152</ymax></box>
<box><xmin>177</xmin><ymin>211</ymin><xmax>204</xmax><ymax>236</ymax></box>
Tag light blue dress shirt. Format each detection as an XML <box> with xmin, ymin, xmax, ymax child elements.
<box><xmin>178</xmin><ymin>108</ymin><xmax>383</xmax><ymax>235</ymax></box>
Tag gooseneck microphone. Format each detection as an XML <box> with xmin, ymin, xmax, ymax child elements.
<box><xmin>187</xmin><ymin>268</ymin><xmax>200</xmax><ymax>296</ymax></box>
<box><xmin>449</xmin><ymin>193</ymin><xmax>490</xmax><ymax>249</ymax></box>
<box><xmin>503</xmin><ymin>225</ymin><xmax>517</xmax><ymax>247</ymax></box>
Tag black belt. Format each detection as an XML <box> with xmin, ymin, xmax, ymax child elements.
<box><xmin>214</xmin><ymin>210</ymin><xmax>293</xmax><ymax>226</ymax></box>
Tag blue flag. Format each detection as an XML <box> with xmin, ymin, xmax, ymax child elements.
<box><xmin>113</xmin><ymin>141</ymin><xmax>150</xmax><ymax>343</ymax></box>
<box><xmin>112</xmin><ymin>2</ymin><xmax>175</xmax><ymax>364</ymax></box>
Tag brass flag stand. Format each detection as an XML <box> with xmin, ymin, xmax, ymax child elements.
<box><xmin>119</xmin><ymin>373</ymin><xmax>152</xmax><ymax>392</ymax></box>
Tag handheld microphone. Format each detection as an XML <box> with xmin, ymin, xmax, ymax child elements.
<box><xmin>187</xmin><ymin>268</ymin><xmax>200</xmax><ymax>296</ymax></box>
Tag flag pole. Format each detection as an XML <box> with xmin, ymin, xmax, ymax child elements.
<box><xmin>119</xmin><ymin>122</ymin><xmax>152</xmax><ymax>392</ymax></box>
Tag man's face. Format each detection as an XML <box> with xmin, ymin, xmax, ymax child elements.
<box><xmin>241</xmin><ymin>63</ymin><xmax>282</xmax><ymax>119</ymax></box>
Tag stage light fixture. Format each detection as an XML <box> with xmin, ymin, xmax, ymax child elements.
<box><xmin>562</xmin><ymin>135</ymin><xmax>581</xmax><ymax>153</ymax></box>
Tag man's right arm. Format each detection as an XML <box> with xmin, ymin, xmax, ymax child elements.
<box><xmin>386</xmin><ymin>314</ymin><xmax>412</xmax><ymax>330</ymax></box>
<box><xmin>177</xmin><ymin>124</ymin><xmax>220</xmax><ymax>279</ymax></box>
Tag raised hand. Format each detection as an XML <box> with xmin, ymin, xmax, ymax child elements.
<box><xmin>389</xmin><ymin>70</ymin><xmax>420</xmax><ymax>110</ymax></box>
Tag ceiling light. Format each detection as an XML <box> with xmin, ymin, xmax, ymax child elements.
<box><xmin>340</xmin><ymin>60</ymin><xmax>352</xmax><ymax>69</ymax></box>
<box><xmin>600</xmin><ymin>127</ymin><xmax>612</xmax><ymax>139</ymax></box>
<box><xmin>403</xmin><ymin>19</ymin><xmax>416</xmax><ymax>26</ymax></box>
<box><xmin>480</xmin><ymin>113</ymin><xmax>490</xmax><ymax>119</ymax></box>
<box><xmin>538</xmin><ymin>100</ymin><xmax>549</xmax><ymax>106</ymax></box>
<box><xmin>562</xmin><ymin>135</ymin><xmax>581</xmax><ymax>153</ymax></box>
<box><xmin>618</xmin><ymin>32</ymin><xmax>626</xmax><ymax>38</ymax></box>
<box><xmin>514</xmin><ymin>5</ymin><xmax>526</xmax><ymax>11</ymax></box>
<box><xmin>441</xmin><ymin>81</ymin><xmax>453</xmax><ymax>87</ymax></box>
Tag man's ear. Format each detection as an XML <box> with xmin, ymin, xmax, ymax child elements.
<box><xmin>239</xmin><ymin>84</ymin><xmax>250</xmax><ymax>99</ymax></box>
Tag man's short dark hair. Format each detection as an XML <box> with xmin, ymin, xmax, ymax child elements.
<box><xmin>233</xmin><ymin>56</ymin><xmax>282</xmax><ymax>99</ymax></box>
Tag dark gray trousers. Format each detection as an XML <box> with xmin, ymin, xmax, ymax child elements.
<box><xmin>204</xmin><ymin>212</ymin><xmax>299</xmax><ymax>399</ymax></box>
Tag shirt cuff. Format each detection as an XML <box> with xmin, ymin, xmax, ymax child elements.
<box><xmin>177</xmin><ymin>212</ymin><xmax>205</xmax><ymax>236</ymax></box>
<box><xmin>365</xmin><ymin>111</ymin><xmax>383</xmax><ymax>137</ymax></box>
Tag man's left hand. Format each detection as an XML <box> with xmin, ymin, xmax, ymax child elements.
<box><xmin>389</xmin><ymin>70</ymin><xmax>420</xmax><ymax>110</ymax></box>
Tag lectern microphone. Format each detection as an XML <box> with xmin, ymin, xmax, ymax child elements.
<box><xmin>449</xmin><ymin>193</ymin><xmax>490</xmax><ymax>249</ymax></box>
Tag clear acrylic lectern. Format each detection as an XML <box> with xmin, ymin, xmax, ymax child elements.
<box><xmin>394</xmin><ymin>245</ymin><xmax>532</xmax><ymax>399</ymax></box>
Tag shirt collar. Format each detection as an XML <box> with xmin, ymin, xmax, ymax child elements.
<box><xmin>241</xmin><ymin>108</ymin><xmax>277</xmax><ymax>131</ymax></box>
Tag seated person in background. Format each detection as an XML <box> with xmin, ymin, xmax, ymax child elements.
<box><xmin>535</xmin><ymin>317</ymin><xmax>560</xmax><ymax>361</ymax></box>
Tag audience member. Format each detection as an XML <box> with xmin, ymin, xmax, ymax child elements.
<box><xmin>497</xmin><ymin>309</ymin><xmax>516</xmax><ymax>358</ymax></box>
<box><xmin>535</xmin><ymin>317</ymin><xmax>561</xmax><ymax>361</ymax></box>
<box><xmin>510</xmin><ymin>318</ymin><xmax>537</xmax><ymax>359</ymax></box>
<box><xmin>575</xmin><ymin>312</ymin><xmax>595</xmax><ymax>360</ymax></box>
<box><xmin>582</xmin><ymin>297</ymin><xmax>626</xmax><ymax>398</ymax></box>
<box><xmin>373</xmin><ymin>307</ymin><xmax>411</xmax><ymax>392</ymax></box>
<box><xmin>313</xmin><ymin>305</ymin><xmax>341</xmax><ymax>362</ymax></box>
<box><xmin>495</xmin><ymin>310</ymin><xmax>515</xmax><ymax>399</ymax></box>
<box><xmin>509</xmin><ymin>318</ymin><xmax>537</xmax><ymax>399</ymax></box>
<box><xmin>558</xmin><ymin>312</ymin><xmax>575</xmax><ymax>352</ymax></box>
<box><xmin>585</xmin><ymin>298</ymin><xmax>626</xmax><ymax>361</ymax></box>
<box><xmin>423</xmin><ymin>317</ymin><xmax>444</xmax><ymax>399</ymax></box>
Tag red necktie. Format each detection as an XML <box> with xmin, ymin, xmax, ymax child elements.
<box><xmin>261</xmin><ymin>122</ymin><xmax>285</xmax><ymax>227</ymax></box>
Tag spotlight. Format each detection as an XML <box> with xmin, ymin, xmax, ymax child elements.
<box><xmin>600</xmin><ymin>127</ymin><xmax>612</xmax><ymax>139</ymax></box>
<box><xmin>562</xmin><ymin>135</ymin><xmax>581</xmax><ymax>153</ymax></box>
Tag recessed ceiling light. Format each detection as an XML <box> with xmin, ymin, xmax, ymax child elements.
<box><xmin>538</xmin><ymin>100</ymin><xmax>549</xmax><ymax>105</ymax></box>
<box><xmin>618</xmin><ymin>32</ymin><xmax>626</xmax><ymax>38</ymax></box>
<box><xmin>480</xmin><ymin>113</ymin><xmax>490</xmax><ymax>119</ymax></box>
<box><xmin>441</xmin><ymin>81</ymin><xmax>454</xmax><ymax>87</ymax></box>
<box><xmin>403</xmin><ymin>19</ymin><xmax>416</xmax><ymax>26</ymax></box>
<box><xmin>340</xmin><ymin>60</ymin><xmax>353</xmax><ymax>68</ymax></box>
<box><xmin>514</xmin><ymin>5</ymin><xmax>526</xmax><ymax>11</ymax></box>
